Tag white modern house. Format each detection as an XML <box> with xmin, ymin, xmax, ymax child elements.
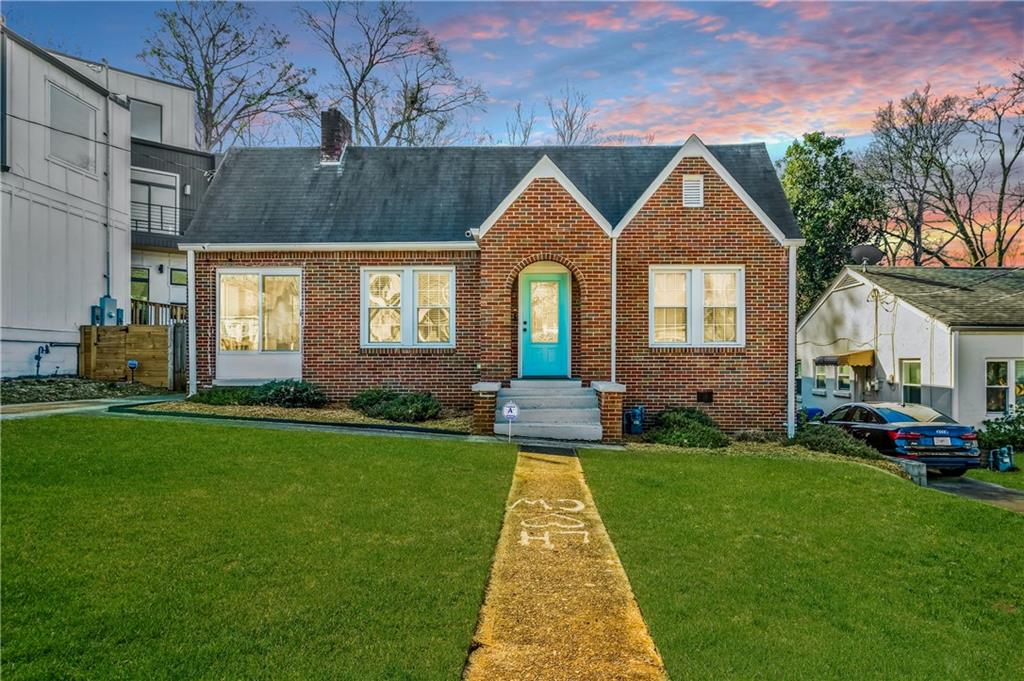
<box><xmin>797</xmin><ymin>266</ymin><xmax>1024</xmax><ymax>427</ymax></box>
<box><xmin>53</xmin><ymin>48</ymin><xmax>215</xmax><ymax>326</ymax></box>
<box><xmin>1</xmin><ymin>25</ymin><xmax>215</xmax><ymax>377</ymax></box>
<box><xmin>1</xmin><ymin>26</ymin><xmax>131</xmax><ymax>376</ymax></box>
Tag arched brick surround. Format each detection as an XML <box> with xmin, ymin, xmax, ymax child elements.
<box><xmin>478</xmin><ymin>177</ymin><xmax>613</xmax><ymax>384</ymax></box>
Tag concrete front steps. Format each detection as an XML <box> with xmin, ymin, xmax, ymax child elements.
<box><xmin>493</xmin><ymin>379</ymin><xmax>603</xmax><ymax>441</ymax></box>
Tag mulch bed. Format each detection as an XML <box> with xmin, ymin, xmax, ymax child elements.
<box><xmin>0</xmin><ymin>377</ymin><xmax>171</xmax><ymax>405</ymax></box>
<box><xmin>130</xmin><ymin>400</ymin><xmax>473</xmax><ymax>434</ymax></box>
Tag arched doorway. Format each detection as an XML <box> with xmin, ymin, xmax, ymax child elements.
<box><xmin>518</xmin><ymin>261</ymin><xmax>572</xmax><ymax>377</ymax></box>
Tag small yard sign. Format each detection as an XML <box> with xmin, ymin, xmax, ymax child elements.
<box><xmin>503</xmin><ymin>401</ymin><xmax>519</xmax><ymax>442</ymax></box>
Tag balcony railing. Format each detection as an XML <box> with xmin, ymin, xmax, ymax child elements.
<box><xmin>131</xmin><ymin>299</ymin><xmax>188</xmax><ymax>325</ymax></box>
<box><xmin>131</xmin><ymin>201</ymin><xmax>195</xmax><ymax>235</ymax></box>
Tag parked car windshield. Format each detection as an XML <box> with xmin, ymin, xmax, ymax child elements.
<box><xmin>874</xmin><ymin>405</ymin><xmax>953</xmax><ymax>423</ymax></box>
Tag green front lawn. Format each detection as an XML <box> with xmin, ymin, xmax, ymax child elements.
<box><xmin>967</xmin><ymin>467</ymin><xmax>1024</xmax><ymax>491</ymax></box>
<box><xmin>2</xmin><ymin>416</ymin><xmax>515</xmax><ymax>679</ymax></box>
<box><xmin>581</xmin><ymin>448</ymin><xmax>1024</xmax><ymax>680</ymax></box>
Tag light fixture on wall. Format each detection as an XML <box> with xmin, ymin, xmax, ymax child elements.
<box><xmin>183</xmin><ymin>184</ymin><xmax>192</xmax><ymax>196</ymax></box>
<box><xmin>158</xmin><ymin>264</ymin><xmax>165</xmax><ymax>274</ymax></box>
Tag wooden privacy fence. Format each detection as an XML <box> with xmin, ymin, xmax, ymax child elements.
<box><xmin>79</xmin><ymin>324</ymin><xmax>187</xmax><ymax>390</ymax></box>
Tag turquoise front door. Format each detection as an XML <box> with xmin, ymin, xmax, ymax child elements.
<box><xmin>520</xmin><ymin>272</ymin><xmax>570</xmax><ymax>377</ymax></box>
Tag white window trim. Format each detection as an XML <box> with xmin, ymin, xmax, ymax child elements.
<box><xmin>648</xmin><ymin>265</ymin><xmax>745</xmax><ymax>348</ymax></box>
<box><xmin>682</xmin><ymin>174</ymin><xmax>704</xmax><ymax>207</ymax></box>
<box><xmin>46</xmin><ymin>80</ymin><xmax>97</xmax><ymax>175</ymax></box>
<box><xmin>900</xmin><ymin>358</ymin><xmax>921</xmax><ymax>402</ymax></box>
<box><xmin>360</xmin><ymin>266</ymin><xmax>456</xmax><ymax>349</ymax></box>
<box><xmin>216</xmin><ymin>267</ymin><xmax>302</xmax><ymax>355</ymax></box>
<box><xmin>835</xmin><ymin>365</ymin><xmax>853</xmax><ymax>398</ymax></box>
<box><xmin>813</xmin><ymin>364</ymin><xmax>828</xmax><ymax>396</ymax></box>
<box><xmin>985</xmin><ymin>357</ymin><xmax>1024</xmax><ymax>417</ymax></box>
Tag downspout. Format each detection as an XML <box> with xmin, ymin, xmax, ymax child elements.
<box><xmin>950</xmin><ymin>329</ymin><xmax>959</xmax><ymax>421</ymax></box>
<box><xmin>187</xmin><ymin>248</ymin><xmax>197</xmax><ymax>395</ymax></box>
<box><xmin>1</xmin><ymin>29</ymin><xmax>8</xmax><ymax>172</ymax></box>
<box><xmin>787</xmin><ymin>245</ymin><xmax>797</xmax><ymax>437</ymax></box>
<box><xmin>610</xmin><ymin>236</ymin><xmax>617</xmax><ymax>382</ymax></box>
<box><xmin>103</xmin><ymin>60</ymin><xmax>112</xmax><ymax>299</ymax></box>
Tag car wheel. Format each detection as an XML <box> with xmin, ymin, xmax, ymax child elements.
<box><xmin>942</xmin><ymin>467</ymin><xmax>967</xmax><ymax>477</ymax></box>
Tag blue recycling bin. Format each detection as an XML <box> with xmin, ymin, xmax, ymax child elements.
<box><xmin>623</xmin><ymin>406</ymin><xmax>646</xmax><ymax>435</ymax></box>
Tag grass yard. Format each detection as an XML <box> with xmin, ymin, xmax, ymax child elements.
<box><xmin>2</xmin><ymin>416</ymin><xmax>515</xmax><ymax>680</ymax></box>
<box><xmin>967</xmin><ymin>467</ymin><xmax>1024</xmax><ymax>491</ymax></box>
<box><xmin>581</xmin><ymin>447</ymin><xmax>1024</xmax><ymax>680</ymax></box>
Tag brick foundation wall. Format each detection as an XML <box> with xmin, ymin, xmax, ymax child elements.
<box><xmin>194</xmin><ymin>250</ymin><xmax>480</xmax><ymax>409</ymax></box>
<box><xmin>615</xmin><ymin>157</ymin><xmax>789</xmax><ymax>432</ymax></box>
<box><xmin>478</xmin><ymin>177</ymin><xmax>613</xmax><ymax>384</ymax></box>
<box><xmin>472</xmin><ymin>390</ymin><xmax>498</xmax><ymax>435</ymax></box>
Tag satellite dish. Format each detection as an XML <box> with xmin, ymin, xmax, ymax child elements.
<box><xmin>850</xmin><ymin>244</ymin><xmax>885</xmax><ymax>266</ymax></box>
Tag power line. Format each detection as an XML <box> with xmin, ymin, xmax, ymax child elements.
<box><xmin>3</xmin><ymin>111</ymin><xmax>216</xmax><ymax>175</ymax></box>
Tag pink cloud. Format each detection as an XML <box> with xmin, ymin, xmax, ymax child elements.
<box><xmin>632</xmin><ymin>41</ymin><xmax>647</xmax><ymax>50</ymax></box>
<box><xmin>433</xmin><ymin>13</ymin><xmax>510</xmax><ymax>42</ymax></box>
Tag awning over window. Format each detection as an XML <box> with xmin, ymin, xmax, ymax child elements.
<box><xmin>814</xmin><ymin>349</ymin><xmax>875</xmax><ymax>367</ymax></box>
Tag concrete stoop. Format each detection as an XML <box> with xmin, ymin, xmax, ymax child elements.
<box><xmin>493</xmin><ymin>379</ymin><xmax>603</xmax><ymax>441</ymax></box>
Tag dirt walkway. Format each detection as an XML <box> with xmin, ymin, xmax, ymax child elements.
<box><xmin>464</xmin><ymin>450</ymin><xmax>666</xmax><ymax>681</ymax></box>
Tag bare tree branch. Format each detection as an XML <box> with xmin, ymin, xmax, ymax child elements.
<box><xmin>546</xmin><ymin>84</ymin><xmax>602</xmax><ymax>146</ymax></box>
<box><xmin>297</xmin><ymin>0</ymin><xmax>485</xmax><ymax>146</ymax></box>
<box><xmin>139</xmin><ymin>1</ymin><xmax>315</xmax><ymax>151</ymax></box>
<box><xmin>504</xmin><ymin>101</ymin><xmax>535</xmax><ymax>146</ymax></box>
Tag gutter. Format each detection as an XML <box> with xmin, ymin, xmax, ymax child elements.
<box><xmin>187</xmin><ymin>248</ymin><xmax>197</xmax><ymax>395</ymax></box>
<box><xmin>178</xmin><ymin>241</ymin><xmax>480</xmax><ymax>252</ymax></box>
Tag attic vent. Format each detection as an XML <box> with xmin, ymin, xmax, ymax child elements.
<box><xmin>682</xmin><ymin>174</ymin><xmax>704</xmax><ymax>207</ymax></box>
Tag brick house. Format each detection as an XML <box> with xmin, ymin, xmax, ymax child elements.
<box><xmin>182</xmin><ymin>111</ymin><xmax>803</xmax><ymax>441</ymax></box>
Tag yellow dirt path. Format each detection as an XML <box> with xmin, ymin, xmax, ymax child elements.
<box><xmin>464</xmin><ymin>451</ymin><xmax>666</xmax><ymax>681</ymax></box>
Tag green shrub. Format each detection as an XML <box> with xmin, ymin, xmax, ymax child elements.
<box><xmin>790</xmin><ymin>424</ymin><xmax>881</xmax><ymax>460</ymax></box>
<box><xmin>645</xmin><ymin>407</ymin><xmax>730</xmax><ymax>449</ymax></box>
<box><xmin>188</xmin><ymin>381</ymin><xmax>327</xmax><ymax>408</ymax></box>
<box><xmin>648</xmin><ymin>422</ymin><xmax>731</xmax><ymax>449</ymax></box>
<box><xmin>187</xmin><ymin>386</ymin><xmax>255</xmax><ymax>406</ymax></box>
<box><xmin>364</xmin><ymin>392</ymin><xmax>442</xmax><ymax>423</ymax></box>
<box><xmin>656</xmin><ymin>407</ymin><xmax>718</xmax><ymax>429</ymax></box>
<box><xmin>350</xmin><ymin>388</ymin><xmax>400</xmax><ymax>412</ymax></box>
<box><xmin>735</xmin><ymin>428</ymin><xmax>783</xmax><ymax>443</ymax></box>
<box><xmin>248</xmin><ymin>380</ymin><xmax>328</xmax><ymax>408</ymax></box>
<box><xmin>979</xmin><ymin>407</ymin><xmax>1024</xmax><ymax>450</ymax></box>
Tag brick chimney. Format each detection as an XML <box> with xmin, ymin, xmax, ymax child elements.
<box><xmin>320</xmin><ymin>108</ymin><xmax>352</xmax><ymax>164</ymax></box>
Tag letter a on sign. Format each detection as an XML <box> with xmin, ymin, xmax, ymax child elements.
<box><xmin>503</xmin><ymin>401</ymin><xmax>518</xmax><ymax>442</ymax></box>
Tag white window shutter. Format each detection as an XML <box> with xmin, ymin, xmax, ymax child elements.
<box><xmin>682</xmin><ymin>175</ymin><xmax>704</xmax><ymax>207</ymax></box>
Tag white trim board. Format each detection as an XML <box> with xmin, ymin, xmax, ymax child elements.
<box><xmin>611</xmin><ymin>134</ymin><xmax>803</xmax><ymax>247</ymax></box>
<box><xmin>472</xmin><ymin>155</ymin><xmax>614</xmax><ymax>239</ymax></box>
<box><xmin>179</xmin><ymin>241</ymin><xmax>479</xmax><ymax>252</ymax></box>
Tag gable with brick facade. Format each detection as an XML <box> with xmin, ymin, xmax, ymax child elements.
<box><xmin>181</xmin><ymin>117</ymin><xmax>802</xmax><ymax>440</ymax></box>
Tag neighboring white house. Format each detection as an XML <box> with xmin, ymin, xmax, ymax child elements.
<box><xmin>1</xmin><ymin>25</ymin><xmax>216</xmax><ymax>377</ymax></box>
<box><xmin>797</xmin><ymin>266</ymin><xmax>1024</xmax><ymax>427</ymax></box>
<box><xmin>1</xmin><ymin>26</ymin><xmax>132</xmax><ymax>377</ymax></box>
<box><xmin>53</xmin><ymin>48</ymin><xmax>215</xmax><ymax>326</ymax></box>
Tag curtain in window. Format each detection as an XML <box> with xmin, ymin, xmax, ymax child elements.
<box><xmin>703</xmin><ymin>271</ymin><xmax>737</xmax><ymax>342</ymax></box>
<box><xmin>368</xmin><ymin>272</ymin><xmax>402</xmax><ymax>343</ymax></box>
<box><xmin>416</xmin><ymin>272</ymin><xmax>451</xmax><ymax>343</ymax></box>
<box><xmin>219</xmin><ymin>274</ymin><xmax>259</xmax><ymax>351</ymax></box>
<box><xmin>652</xmin><ymin>272</ymin><xmax>686</xmax><ymax>343</ymax></box>
<box><xmin>262</xmin><ymin>275</ymin><xmax>300</xmax><ymax>351</ymax></box>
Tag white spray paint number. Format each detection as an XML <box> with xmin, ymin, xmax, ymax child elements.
<box><xmin>511</xmin><ymin>498</ymin><xmax>590</xmax><ymax>548</ymax></box>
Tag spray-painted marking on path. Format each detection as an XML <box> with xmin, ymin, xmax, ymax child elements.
<box><xmin>464</xmin><ymin>451</ymin><xmax>666</xmax><ymax>681</ymax></box>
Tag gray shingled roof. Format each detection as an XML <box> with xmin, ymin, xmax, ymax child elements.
<box><xmin>184</xmin><ymin>144</ymin><xmax>800</xmax><ymax>244</ymax></box>
<box><xmin>857</xmin><ymin>266</ymin><xmax>1024</xmax><ymax>328</ymax></box>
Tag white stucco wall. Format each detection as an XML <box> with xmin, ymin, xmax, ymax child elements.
<box><xmin>956</xmin><ymin>331</ymin><xmax>1024</xmax><ymax>427</ymax></box>
<box><xmin>2</xmin><ymin>35</ymin><xmax>132</xmax><ymax>377</ymax></box>
<box><xmin>797</xmin><ymin>271</ymin><xmax>953</xmax><ymax>415</ymax></box>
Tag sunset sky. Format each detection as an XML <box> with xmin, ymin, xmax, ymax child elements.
<box><xmin>5</xmin><ymin>1</ymin><xmax>1021</xmax><ymax>156</ymax></box>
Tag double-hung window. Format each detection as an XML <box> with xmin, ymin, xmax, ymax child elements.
<box><xmin>814</xmin><ymin>364</ymin><xmax>827</xmax><ymax>394</ymax></box>
<box><xmin>836</xmin><ymin>365</ymin><xmax>853</xmax><ymax>396</ymax></box>
<box><xmin>48</xmin><ymin>82</ymin><xmax>96</xmax><ymax>172</ymax></box>
<box><xmin>362</xmin><ymin>267</ymin><xmax>455</xmax><ymax>348</ymax></box>
<box><xmin>218</xmin><ymin>270</ymin><xmax>301</xmax><ymax>353</ymax></box>
<box><xmin>901</xmin><ymin>359</ymin><xmax>921</xmax><ymax>404</ymax></box>
<box><xmin>986</xmin><ymin>359</ymin><xmax>1024</xmax><ymax>414</ymax></box>
<box><xmin>648</xmin><ymin>266</ymin><xmax>744</xmax><ymax>347</ymax></box>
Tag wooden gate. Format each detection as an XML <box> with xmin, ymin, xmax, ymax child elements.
<box><xmin>79</xmin><ymin>325</ymin><xmax>174</xmax><ymax>388</ymax></box>
<box><xmin>171</xmin><ymin>323</ymin><xmax>187</xmax><ymax>391</ymax></box>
